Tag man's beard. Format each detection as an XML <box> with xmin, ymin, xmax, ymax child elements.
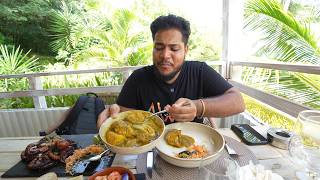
<box><xmin>153</xmin><ymin>62</ymin><xmax>184</xmax><ymax>82</ymax></box>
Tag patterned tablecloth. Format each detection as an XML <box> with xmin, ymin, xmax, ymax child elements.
<box><xmin>136</xmin><ymin>136</ymin><xmax>258</xmax><ymax>180</ymax></box>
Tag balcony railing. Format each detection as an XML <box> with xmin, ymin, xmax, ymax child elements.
<box><xmin>229</xmin><ymin>61</ymin><xmax>320</xmax><ymax>117</ymax></box>
<box><xmin>0</xmin><ymin>60</ymin><xmax>319</xmax><ymax>118</ymax></box>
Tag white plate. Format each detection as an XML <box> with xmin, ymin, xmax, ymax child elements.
<box><xmin>156</xmin><ymin>122</ymin><xmax>225</xmax><ymax>168</ymax></box>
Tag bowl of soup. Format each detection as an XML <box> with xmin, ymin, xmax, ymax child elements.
<box><xmin>99</xmin><ymin>110</ymin><xmax>165</xmax><ymax>154</ymax></box>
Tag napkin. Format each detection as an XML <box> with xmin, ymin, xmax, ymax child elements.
<box><xmin>226</xmin><ymin>161</ymin><xmax>284</xmax><ymax>180</ymax></box>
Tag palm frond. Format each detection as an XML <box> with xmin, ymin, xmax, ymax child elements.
<box><xmin>244</xmin><ymin>0</ymin><xmax>320</xmax><ymax>64</ymax></box>
<box><xmin>47</xmin><ymin>1</ymin><xmax>80</xmax><ymax>52</ymax></box>
<box><xmin>0</xmin><ymin>45</ymin><xmax>39</xmax><ymax>74</ymax></box>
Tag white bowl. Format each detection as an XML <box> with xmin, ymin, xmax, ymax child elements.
<box><xmin>99</xmin><ymin>110</ymin><xmax>165</xmax><ymax>154</ymax></box>
<box><xmin>156</xmin><ymin>122</ymin><xmax>225</xmax><ymax>168</ymax></box>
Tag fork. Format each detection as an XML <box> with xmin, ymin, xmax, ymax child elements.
<box><xmin>143</xmin><ymin>110</ymin><xmax>168</xmax><ymax>123</ymax></box>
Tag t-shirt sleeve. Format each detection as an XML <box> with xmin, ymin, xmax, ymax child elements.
<box><xmin>116</xmin><ymin>71</ymin><xmax>139</xmax><ymax>109</ymax></box>
<box><xmin>202</xmin><ymin>63</ymin><xmax>233</xmax><ymax>97</ymax></box>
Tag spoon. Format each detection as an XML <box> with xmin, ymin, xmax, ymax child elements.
<box><xmin>148</xmin><ymin>109</ymin><xmax>168</xmax><ymax>118</ymax></box>
<box><xmin>142</xmin><ymin>110</ymin><xmax>168</xmax><ymax>123</ymax></box>
<box><xmin>143</xmin><ymin>102</ymin><xmax>191</xmax><ymax>122</ymax></box>
<box><xmin>88</xmin><ymin>149</ymin><xmax>110</xmax><ymax>161</ymax></box>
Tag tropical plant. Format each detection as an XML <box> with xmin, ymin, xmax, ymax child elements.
<box><xmin>47</xmin><ymin>2</ymin><xmax>77</xmax><ymax>53</ymax></box>
<box><xmin>243</xmin><ymin>0</ymin><xmax>320</xmax><ymax>110</ymax></box>
<box><xmin>0</xmin><ymin>44</ymin><xmax>40</xmax><ymax>108</ymax></box>
<box><xmin>0</xmin><ymin>45</ymin><xmax>39</xmax><ymax>76</ymax></box>
<box><xmin>77</xmin><ymin>9</ymin><xmax>152</xmax><ymax>66</ymax></box>
<box><xmin>0</xmin><ymin>0</ymin><xmax>80</xmax><ymax>55</ymax></box>
<box><xmin>245</xmin><ymin>0</ymin><xmax>320</xmax><ymax>63</ymax></box>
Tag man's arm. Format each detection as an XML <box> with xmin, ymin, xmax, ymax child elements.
<box><xmin>194</xmin><ymin>87</ymin><xmax>245</xmax><ymax>118</ymax></box>
<box><xmin>166</xmin><ymin>87</ymin><xmax>245</xmax><ymax>122</ymax></box>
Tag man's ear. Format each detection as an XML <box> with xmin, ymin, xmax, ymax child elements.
<box><xmin>185</xmin><ymin>45</ymin><xmax>189</xmax><ymax>54</ymax></box>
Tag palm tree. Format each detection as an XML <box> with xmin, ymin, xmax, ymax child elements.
<box><xmin>0</xmin><ymin>45</ymin><xmax>40</xmax><ymax>108</ymax></box>
<box><xmin>243</xmin><ymin>0</ymin><xmax>320</xmax><ymax>109</ymax></box>
<box><xmin>77</xmin><ymin>9</ymin><xmax>152</xmax><ymax>66</ymax></box>
<box><xmin>47</xmin><ymin>2</ymin><xmax>77</xmax><ymax>53</ymax></box>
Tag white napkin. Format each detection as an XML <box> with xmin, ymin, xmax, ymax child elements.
<box><xmin>226</xmin><ymin>161</ymin><xmax>284</xmax><ymax>180</ymax></box>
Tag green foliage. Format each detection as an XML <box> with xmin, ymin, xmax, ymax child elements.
<box><xmin>0</xmin><ymin>44</ymin><xmax>41</xmax><ymax>108</ymax></box>
<box><xmin>243</xmin><ymin>95</ymin><xmax>296</xmax><ymax>130</ymax></box>
<box><xmin>70</xmin><ymin>8</ymin><xmax>152</xmax><ymax>66</ymax></box>
<box><xmin>288</xmin><ymin>2</ymin><xmax>320</xmax><ymax>23</ymax></box>
<box><xmin>245</xmin><ymin>0</ymin><xmax>320</xmax><ymax>64</ymax></box>
<box><xmin>48</xmin><ymin>4</ymin><xmax>76</xmax><ymax>52</ymax></box>
<box><xmin>0</xmin><ymin>0</ymin><xmax>84</xmax><ymax>55</ymax></box>
<box><xmin>46</xmin><ymin>0</ymin><xmax>220</xmax><ymax>66</ymax></box>
<box><xmin>0</xmin><ymin>32</ymin><xmax>5</xmax><ymax>45</ymax></box>
<box><xmin>0</xmin><ymin>0</ymin><xmax>53</xmax><ymax>54</ymax></box>
<box><xmin>187</xmin><ymin>29</ymin><xmax>221</xmax><ymax>61</ymax></box>
<box><xmin>243</xmin><ymin>0</ymin><xmax>320</xmax><ymax>110</ymax></box>
<box><xmin>0</xmin><ymin>45</ymin><xmax>40</xmax><ymax>75</ymax></box>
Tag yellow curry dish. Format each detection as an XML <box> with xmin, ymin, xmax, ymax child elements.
<box><xmin>104</xmin><ymin>110</ymin><xmax>164</xmax><ymax>147</ymax></box>
<box><xmin>165</xmin><ymin>129</ymin><xmax>195</xmax><ymax>148</ymax></box>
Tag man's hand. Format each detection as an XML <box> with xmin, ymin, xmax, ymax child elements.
<box><xmin>97</xmin><ymin>104</ymin><xmax>120</xmax><ymax>128</ymax></box>
<box><xmin>164</xmin><ymin>98</ymin><xmax>197</xmax><ymax>122</ymax></box>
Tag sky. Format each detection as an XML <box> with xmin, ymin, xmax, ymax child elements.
<box><xmin>110</xmin><ymin>0</ymin><xmax>222</xmax><ymax>29</ymax></box>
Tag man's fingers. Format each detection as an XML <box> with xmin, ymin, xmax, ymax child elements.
<box><xmin>109</xmin><ymin>104</ymin><xmax>120</xmax><ymax>117</ymax></box>
<box><xmin>172</xmin><ymin>113</ymin><xmax>194</xmax><ymax>122</ymax></box>
<box><xmin>173</xmin><ymin>98</ymin><xmax>189</xmax><ymax>106</ymax></box>
<box><xmin>171</xmin><ymin>104</ymin><xmax>193</xmax><ymax>114</ymax></box>
<box><xmin>97</xmin><ymin>109</ymin><xmax>109</xmax><ymax>128</ymax></box>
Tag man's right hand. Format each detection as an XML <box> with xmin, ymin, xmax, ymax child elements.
<box><xmin>97</xmin><ymin>104</ymin><xmax>120</xmax><ymax>128</ymax></box>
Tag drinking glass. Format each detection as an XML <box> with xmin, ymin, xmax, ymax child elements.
<box><xmin>289</xmin><ymin>110</ymin><xmax>320</xmax><ymax>179</ymax></box>
<box><xmin>198</xmin><ymin>158</ymin><xmax>239</xmax><ymax>180</ymax></box>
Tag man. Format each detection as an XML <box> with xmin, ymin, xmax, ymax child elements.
<box><xmin>97</xmin><ymin>14</ymin><xmax>245</xmax><ymax>128</ymax></box>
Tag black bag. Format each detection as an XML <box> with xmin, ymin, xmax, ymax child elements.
<box><xmin>56</xmin><ymin>93</ymin><xmax>105</xmax><ymax>135</ymax></box>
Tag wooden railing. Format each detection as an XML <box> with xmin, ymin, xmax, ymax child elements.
<box><xmin>0</xmin><ymin>61</ymin><xmax>223</xmax><ymax>108</ymax></box>
<box><xmin>230</xmin><ymin>61</ymin><xmax>320</xmax><ymax>117</ymax></box>
<box><xmin>1</xmin><ymin>60</ymin><xmax>319</xmax><ymax>118</ymax></box>
<box><xmin>0</xmin><ymin>66</ymin><xmax>145</xmax><ymax>108</ymax></box>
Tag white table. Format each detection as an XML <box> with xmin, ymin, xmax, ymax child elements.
<box><xmin>0</xmin><ymin>126</ymin><xmax>298</xmax><ymax>179</ymax></box>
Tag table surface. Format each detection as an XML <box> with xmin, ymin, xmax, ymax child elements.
<box><xmin>0</xmin><ymin>126</ymin><xmax>299</xmax><ymax>180</ymax></box>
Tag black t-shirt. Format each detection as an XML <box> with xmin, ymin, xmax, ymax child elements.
<box><xmin>116</xmin><ymin>61</ymin><xmax>232</xmax><ymax>124</ymax></box>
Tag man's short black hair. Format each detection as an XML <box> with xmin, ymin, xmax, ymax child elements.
<box><xmin>150</xmin><ymin>14</ymin><xmax>191</xmax><ymax>45</ymax></box>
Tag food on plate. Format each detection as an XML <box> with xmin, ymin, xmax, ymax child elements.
<box><xmin>27</xmin><ymin>153</ymin><xmax>56</xmax><ymax>170</ymax></box>
<box><xmin>176</xmin><ymin>145</ymin><xmax>208</xmax><ymax>159</ymax></box>
<box><xmin>165</xmin><ymin>129</ymin><xmax>195</xmax><ymax>148</ymax></box>
<box><xmin>94</xmin><ymin>171</ymin><xmax>126</xmax><ymax>180</ymax></box>
<box><xmin>36</xmin><ymin>172</ymin><xmax>58</xmax><ymax>180</ymax></box>
<box><xmin>21</xmin><ymin>136</ymin><xmax>77</xmax><ymax>170</ymax></box>
<box><xmin>65</xmin><ymin>144</ymin><xmax>104</xmax><ymax>174</ymax></box>
<box><xmin>105</xmin><ymin>111</ymin><xmax>164</xmax><ymax>147</ymax></box>
<box><xmin>68</xmin><ymin>175</ymin><xmax>84</xmax><ymax>180</ymax></box>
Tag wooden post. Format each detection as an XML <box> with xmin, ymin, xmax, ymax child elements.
<box><xmin>122</xmin><ymin>71</ymin><xmax>130</xmax><ymax>84</ymax></box>
<box><xmin>222</xmin><ymin>0</ymin><xmax>230</xmax><ymax>79</ymax></box>
<box><xmin>28</xmin><ymin>77</ymin><xmax>47</xmax><ymax>108</ymax></box>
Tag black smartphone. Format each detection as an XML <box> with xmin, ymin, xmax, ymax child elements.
<box><xmin>231</xmin><ymin>124</ymin><xmax>269</xmax><ymax>145</ymax></box>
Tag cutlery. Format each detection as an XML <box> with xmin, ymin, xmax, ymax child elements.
<box><xmin>71</xmin><ymin>148</ymin><xmax>111</xmax><ymax>174</ymax></box>
<box><xmin>88</xmin><ymin>149</ymin><xmax>110</xmax><ymax>161</ymax></box>
<box><xmin>225</xmin><ymin>141</ymin><xmax>238</xmax><ymax>157</ymax></box>
<box><xmin>146</xmin><ymin>151</ymin><xmax>154</xmax><ymax>178</ymax></box>
<box><xmin>144</xmin><ymin>110</ymin><xmax>167</xmax><ymax>122</ymax></box>
<box><xmin>144</xmin><ymin>102</ymin><xmax>191</xmax><ymax>122</ymax></box>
